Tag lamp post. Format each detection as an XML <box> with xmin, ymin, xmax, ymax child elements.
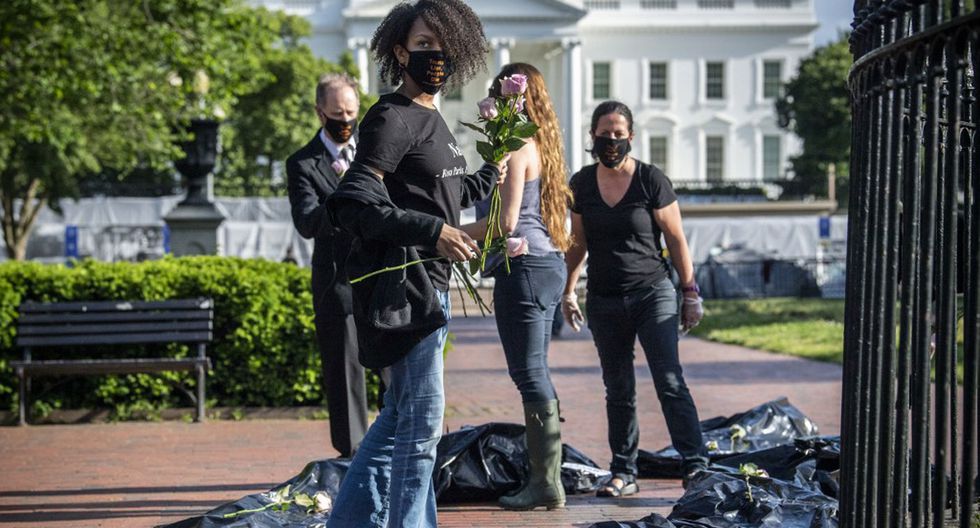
<box><xmin>163</xmin><ymin>118</ymin><xmax>226</xmax><ymax>256</ymax></box>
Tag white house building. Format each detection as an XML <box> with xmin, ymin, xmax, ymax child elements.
<box><xmin>252</xmin><ymin>0</ymin><xmax>818</xmax><ymax>185</ymax></box>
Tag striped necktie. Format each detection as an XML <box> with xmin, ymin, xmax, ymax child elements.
<box><xmin>340</xmin><ymin>145</ymin><xmax>355</xmax><ymax>164</ymax></box>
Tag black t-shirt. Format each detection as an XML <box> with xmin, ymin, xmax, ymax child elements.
<box><xmin>355</xmin><ymin>93</ymin><xmax>468</xmax><ymax>291</ymax></box>
<box><xmin>570</xmin><ymin>160</ymin><xmax>678</xmax><ymax>296</ymax></box>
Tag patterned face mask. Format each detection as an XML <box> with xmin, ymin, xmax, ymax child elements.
<box><xmin>324</xmin><ymin>117</ymin><xmax>357</xmax><ymax>143</ymax></box>
<box><xmin>403</xmin><ymin>50</ymin><xmax>454</xmax><ymax>95</ymax></box>
<box><xmin>592</xmin><ymin>136</ymin><xmax>632</xmax><ymax>168</ymax></box>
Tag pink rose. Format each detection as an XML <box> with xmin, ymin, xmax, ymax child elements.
<box><xmin>331</xmin><ymin>159</ymin><xmax>349</xmax><ymax>176</ymax></box>
<box><xmin>500</xmin><ymin>74</ymin><xmax>528</xmax><ymax>96</ymax></box>
<box><xmin>514</xmin><ymin>95</ymin><xmax>525</xmax><ymax>114</ymax></box>
<box><xmin>478</xmin><ymin>97</ymin><xmax>498</xmax><ymax>119</ymax></box>
<box><xmin>506</xmin><ymin>236</ymin><xmax>529</xmax><ymax>257</ymax></box>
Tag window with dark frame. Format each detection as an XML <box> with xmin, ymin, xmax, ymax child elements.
<box><xmin>649</xmin><ymin>62</ymin><xmax>668</xmax><ymax>100</ymax></box>
<box><xmin>649</xmin><ymin>136</ymin><xmax>669</xmax><ymax>173</ymax></box>
<box><xmin>706</xmin><ymin>62</ymin><xmax>725</xmax><ymax>100</ymax></box>
<box><xmin>763</xmin><ymin>60</ymin><xmax>783</xmax><ymax>99</ymax></box>
<box><xmin>641</xmin><ymin>0</ymin><xmax>677</xmax><ymax>8</ymax></box>
<box><xmin>593</xmin><ymin>62</ymin><xmax>611</xmax><ymax>100</ymax></box>
<box><xmin>763</xmin><ymin>135</ymin><xmax>782</xmax><ymax>180</ymax></box>
<box><xmin>706</xmin><ymin>136</ymin><xmax>724</xmax><ymax>181</ymax></box>
<box><xmin>698</xmin><ymin>0</ymin><xmax>734</xmax><ymax>8</ymax></box>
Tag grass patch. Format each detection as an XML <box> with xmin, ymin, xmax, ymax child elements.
<box><xmin>688</xmin><ymin>298</ymin><xmax>846</xmax><ymax>363</ymax></box>
<box><xmin>689</xmin><ymin>298</ymin><xmax>966</xmax><ymax>382</ymax></box>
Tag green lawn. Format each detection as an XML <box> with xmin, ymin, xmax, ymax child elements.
<box><xmin>688</xmin><ymin>298</ymin><xmax>967</xmax><ymax>382</ymax></box>
<box><xmin>688</xmin><ymin>298</ymin><xmax>847</xmax><ymax>363</ymax></box>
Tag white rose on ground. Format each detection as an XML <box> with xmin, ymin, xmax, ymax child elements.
<box><xmin>313</xmin><ymin>491</ymin><xmax>332</xmax><ymax>513</ymax></box>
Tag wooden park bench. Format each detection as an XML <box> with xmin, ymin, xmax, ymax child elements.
<box><xmin>11</xmin><ymin>298</ymin><xmax>214</xmax><ymax>425</ymax></box>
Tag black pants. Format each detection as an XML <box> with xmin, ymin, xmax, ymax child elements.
<box><xmin>586</xmin><ymin>278</ymin><xmax>709</xmax><ymax>479</ymax></box>
<box><xmin>316</xmin><ymin>313</ymin><xmax>369</xmax><ymax>458</ymax></box>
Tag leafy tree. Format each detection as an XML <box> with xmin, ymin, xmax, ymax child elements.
<box><xmin>0</xmin><ymin>0</ymin><xmax>358</xmax><ymax>259</ymax></box>
<box><xmin>215</xmin><ymin>13</ymin><xmax>375</xmax><ymax>196</ymax></box>
<box><xmin>776</xmin><ymin>34</ymin><xmax>852</xmax><ymax>207</ymax></box>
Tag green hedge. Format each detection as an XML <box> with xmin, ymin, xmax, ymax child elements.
<box><xmin>0</xmin><ymin>257</ymin><xmax>378</xmax><ymax>420</ymax></box>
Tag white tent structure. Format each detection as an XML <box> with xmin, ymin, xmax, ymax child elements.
<box><xmin>1</xmin><ymin>197</ymin><xmax>313</xmax><ymax>266</ymax></box>
<box><xmin>1</xmin><ymin>197</ymin><xmax>846</xmax><ymax>270</ymax></box>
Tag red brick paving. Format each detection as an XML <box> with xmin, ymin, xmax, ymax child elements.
<box><xmin>0</xmin><ymin>316</ymin><xmax>842</xmax><ymax>527</ymax></box>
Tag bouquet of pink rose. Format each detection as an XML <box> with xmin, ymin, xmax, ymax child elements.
<box><xmin>460</xmin><ymin>73</ymin><xmax>539</xmax><ymax>275</ymax></box>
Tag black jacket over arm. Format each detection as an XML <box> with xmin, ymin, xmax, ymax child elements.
<box><xmin>326</xmin><ymin>162</ymin><xmax>448</xmax><ymax>369</ymax></box>
<box><xmin>286</xmin><ymin>134</ymin><xmax>354</xmax><ymax>316</ymax></box>
<box><xmin>460</xmin><ymin>163</ymin><xmax>501</xmax><ymax>209</ymax></box>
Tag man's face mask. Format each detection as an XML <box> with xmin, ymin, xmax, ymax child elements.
<box><xmin>323</xmin><ymin>116</ymin><xmax>357</xmax><ymax>143</ymax></box>
<box><xmin>403</xmin><ymin>50</ymin><xmax>454</xmax><ymax>95</ymax></box>
<box><xmin>592</xmin><ymin>136</ymin><xmax>631</xmax><ymax>168</ymax></box>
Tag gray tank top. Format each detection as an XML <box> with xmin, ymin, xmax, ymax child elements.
<box><xmin>515</xmin><ymin>178</ymin><xmax>558</xmax><ymax>255</ymax></box>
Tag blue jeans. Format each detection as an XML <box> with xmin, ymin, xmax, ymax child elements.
<box><xmin>328</xmin><ymin>291</ymin><xmax>449</xmax><ymax>528</ymax></box>
<box><xmin>586</xmin><ymin>279</ymin><xmax>708</xmax><ymax>479</ymax></box>
<box><xmin>492</xmin><ymin>253</ymin><xmax>565</xmax><ymax>403</ymax></box>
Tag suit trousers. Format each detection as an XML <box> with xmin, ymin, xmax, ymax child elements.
<box><xmin>316</xmin><ymin>312</ymin><xmax>369</xmax><ymax>458</ymax></box>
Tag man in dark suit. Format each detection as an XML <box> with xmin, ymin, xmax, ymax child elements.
<box><xmin>286</xmin><ymin>73</ymin><xmax>367</xmax><ymax>457</ymax></box>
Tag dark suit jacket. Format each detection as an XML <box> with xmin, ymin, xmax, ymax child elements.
<box><xmin>286</xmin><ymin>132</ymin><xmax>354</xmax><ymax>316</ymax></box>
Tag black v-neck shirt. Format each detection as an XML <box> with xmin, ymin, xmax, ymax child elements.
<box><xmin>569</xmin><ymin>160</ymin><xmax>677</xmax><ymax>296</ymax></box>
<box><xmin>355</xmin><ymin>93</ymin><xmax>468</xmax><ymax>291</ymax></box>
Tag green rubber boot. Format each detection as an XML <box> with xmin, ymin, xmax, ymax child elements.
<box><xmin>499</xmin><ymin>399</ymin><xmax>566</xmax><ymax>510</ymax></box>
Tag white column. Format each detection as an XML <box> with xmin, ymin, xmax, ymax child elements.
<box><xmin>349</xmin><ymin>38</ymin><xmax>370</xmax><ymax>94</ymax></box>
<box><xmin>563</xmin><ymin>38</ymin><xmax>583</xmax><ymax>172</ymax></box>
<box><xmin>491</xmin><ymin>38</ymin><xmax>514</xmax><ymax>73</ymax></box>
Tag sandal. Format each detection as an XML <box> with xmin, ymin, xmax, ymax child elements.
<box><xmin>596</xmin><ymin>476</ymin><xmax>638</xmax><ymax>497</ymax></box>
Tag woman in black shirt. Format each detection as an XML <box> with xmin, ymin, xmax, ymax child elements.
<box><xmin>325</xmin><ymin>2</ymin><xmax>505</xmax><ymax>526</ymax></box>
<box><xmin>562</xmin><ymin>101</ymin><xmax>708</xmax><ymax>497</ymax></box>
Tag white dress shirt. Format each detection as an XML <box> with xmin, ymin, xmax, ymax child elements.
<box><xmin>319</xmin><ymin>128</ymin><xmax>356</xmax><ymax>164</ymax></box>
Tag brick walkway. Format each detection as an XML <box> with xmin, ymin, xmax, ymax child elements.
<box><xmin>0</xmin><ymin>316</ymin><xmax>842</xmax><ymax>528</ymax></box>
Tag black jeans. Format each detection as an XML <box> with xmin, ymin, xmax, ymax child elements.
<box><xmin>586</xmin><ymin>278</ymin><xmax>708</xmax><ymax>479</ymax></box>
<box><xmin>493</xmin><ymin>252</ymin><xmax>566</xmax><ymax>403</ymax></box>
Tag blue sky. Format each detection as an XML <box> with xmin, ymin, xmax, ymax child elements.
<box><xmin>814</xmin><ymin>1</ymin><xmax>853</xmax><ymax>45</ymax></box>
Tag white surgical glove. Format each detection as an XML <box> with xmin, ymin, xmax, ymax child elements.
<box><xmin>681</xmin><ymin>295</ymin><xmax>704</xmax><ymax>334</ymax></box>
<box><xmin>561</xmin><ymin>293</ymin><xmax>584</xmax><ymax>332</ymax></box>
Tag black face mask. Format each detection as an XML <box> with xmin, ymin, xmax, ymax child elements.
<box><xmin>403</xmin><ymin>50</ymin><xmax>454</xmax><ymax>95</ymax></box>
<box><xmin>323</xmin><ymin>117</ymin><xmax>357</xmax><ymax>143</ymax></box>
<box><xmin>592</xmin><ymin>136</ymin><xmax>631</xmax><ymax>168</ymax></box>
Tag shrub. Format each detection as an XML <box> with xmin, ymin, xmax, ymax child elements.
<box><xmin>0</xmin><ymin>257</ymin><xmax>377</xmax><ymax>419</ymax></box>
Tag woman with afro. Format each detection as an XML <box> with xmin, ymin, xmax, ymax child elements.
<box><xmin>325</xmin><ymin>1</ymin><xmax>507</xmax><ymax>526</ymax></box>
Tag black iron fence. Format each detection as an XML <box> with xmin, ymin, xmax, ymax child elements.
<box><xmin>844</xmin><ymin>2</ymin><xmax>979</xmax><ymax>527</ymax></box>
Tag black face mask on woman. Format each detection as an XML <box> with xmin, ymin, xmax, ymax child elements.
<box><xmin>324</xmin><ymin>117</ymin><xmax>357</xmax><ymax>143</ymax></box>
<box><xmin>403</xmin><ymin>50</ymin><xmax>454</xmax><ymax>95</ymax></box>
<box><xmin>592</xmin><ymin>136</ymin><xmax>631</xmax><ymax>168</ymax></box>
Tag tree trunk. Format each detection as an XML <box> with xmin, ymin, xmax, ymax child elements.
<box><xmin>1</xmin><ymin>176</ymin><xmax>45</xmax><ymax>261</ymax></box>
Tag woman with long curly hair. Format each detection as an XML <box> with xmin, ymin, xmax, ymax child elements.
<box><xmin>324</xmin><ymin>1</ymin><xmax>507</xmax><ymax>526</ymax></box>
<box><xmin>461</xmin><ymin>62</ymin><xmax>574</xmax><ymax>511</ymax></box>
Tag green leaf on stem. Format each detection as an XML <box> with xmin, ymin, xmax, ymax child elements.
<box><xmin>459</xmin><ymin>121</ymin><xmax>488</xmax><ymax>137</ymax></box>
<box><xmin>476</xmin><ymin>141</ymin><xmax>494</xmax><ymax>162</ymax></box>
<box><xmin>486</xmin><ymin>119</ymin><xmax>500</xmax><ymax>139</ymax></box>
<box><xmin>511</xmin><ymin>121</ymin><xmax>538</xmax><ymax>139</ymax></box>
<box><xmin>495</xmin><ymin>97</ymin><xmax>509</xmax><ymax>116</ymax></box>
<box><xmin>503</xmin><ymin>137</ymin><xmax>527</xmax><ymax>152</ymax></box>
<box><xmin>293</xmin><ymin>493</ymin><xmax>314</xmax><ymax>508</ymax></box>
